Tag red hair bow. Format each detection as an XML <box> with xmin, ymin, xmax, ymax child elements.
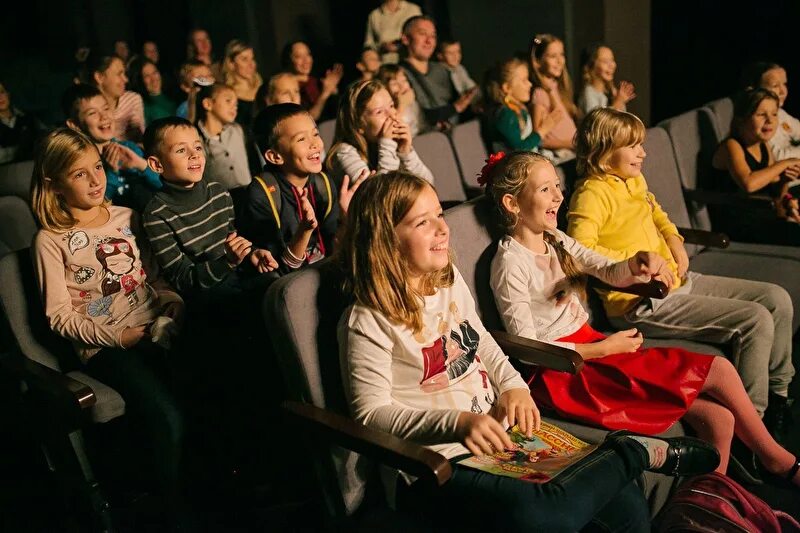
<box><xmin>477</xmin><ymin>151</ymin><xmax>507</xmax><ymax>186</ymax></box>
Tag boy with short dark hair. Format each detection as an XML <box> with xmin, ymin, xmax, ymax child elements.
<box><xmin>243</xmin><ymin>103</ymin><xmax>363</xmax><ymax>274</ymax></box>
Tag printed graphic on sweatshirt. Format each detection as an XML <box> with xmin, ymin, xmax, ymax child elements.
<box><xmin>64</xmin><ymin>230</ymin><xmax>89</xmax><ymax>255</ymax></box>
<box><xmin>84</xmin><ymin>236</ymin><xmax>145</xmax><ymax>315</ymax></box>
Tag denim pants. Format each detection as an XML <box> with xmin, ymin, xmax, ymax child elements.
<box><xmin>397</xmin><ymin>436</ymin><xmax>651</xmax><ymax>532</ymax></box>
<box><xmin>609</xmin><ymin>273</ymin><xmax>795</xmax><ymax>415</ymax></box>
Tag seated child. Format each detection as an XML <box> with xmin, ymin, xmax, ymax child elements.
<box><xmin>338</xmin><ymin>170</ymin><xmax>719</xmax><ymax>532</ymax></box>
<box><xmin>63</xmin><ymin>84</ymin><xmax>162</xmax><ymax>211</ymax></box>
<box><xmin>437</xmin><ymin>38</ymin><xmax>477</xmax><ymax>96</ymax></box>
<box><xmin>252</xmin><ymin>72</ymin><xmax>302</xmax><ymax>125</ymax></box>
<box><xmin>356</xmin><ymin>46</ymin><xmax>382</xmax><ymax>82</ymax></box>
<box><xmin>141</xmin><ymin>117</ymin><xmax>277</xmax><ymax>311</ymax></box>
<box><xmin>176</xmin><ymin>60</ymin><xmax>215</xmax><ymax>122</ymax></box>
<box><xmin>325</xmin><ymin>79</ymin><xmax>433</xmax><ymax>186</ymax></box>
<box><xmin>195</xmin><ymin>83</ymin><xmax>254</xmax><ymax>190</ymax></box>
<box><xmin>30</xmin><ymin>127</ymin><xmax>189</xmax><ymax>522</ymax></box>
<box><xmin>484</xmin><ymin>57</ymin><xmax>561</xmax><ymax>152</ymax></box>
<box><xmin>377</xmin><ymin>64</ymin><xmax>426</xmax><ymax>137</ymax></box>
<box><xmin>577</xmin><ymin>43</ymin><xmax>636</xmax><ymax>115</ymax></box>
<box><xmin>242</xmin><ymin>103</ymin><xmax>362</xmax><ymax>273</ymax></box>
<box><xmin>744</xmin><ymin>61</ymin><xmax>800</xmax><ymax>161</ymax></box>
<box><xmin>711</xmin><ymin>88</ymin><xmax>800</xmax><ymax>245</ymax></box>
<box><xmin>568</xmin><ymin>107</ymin><xmax>795</xmax><ymax>441</ymax></box>
<box><xmin>486</xmin><ymin>150</ymin><xmax>800</xmax><ymax>482</ymax></box>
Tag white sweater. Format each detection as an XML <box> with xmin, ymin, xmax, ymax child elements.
<box><xmin>769</xmin><ymin>108</ymin><xmax>800</xmax><ymax>161</ymax></box>
<box><xmin>328</xmin><ymin>138</ymin><xmax>434</xmax><ymax>186</ymax></box>
<box><xmin>339</xmin><ymin>267</ymin><xmax>528</xmax><ymax>461</ymax></box>
<box><xmin>490</xmin><ymin>232</ymin><xmax>648</xmax><ymax>350</ymax></box>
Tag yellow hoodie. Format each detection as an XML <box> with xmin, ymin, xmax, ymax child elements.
<box><xmin>566</xmin><ymin>172</ymin><xmax>684</xmax><ymax>317</ymax></box>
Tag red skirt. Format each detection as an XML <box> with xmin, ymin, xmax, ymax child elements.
<box><xmin>529</xmin><ymin>323</ymin><xmax>714</xmax><ymax>435</ymax></box>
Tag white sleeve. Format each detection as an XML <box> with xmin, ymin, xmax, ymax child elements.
<box><xmin>376</xmin><ymin>138</ymin><xmax>402</xmax><ymax>173</ymax></box>
<box><xmin>556</xmin><ymin>230</ymin><xmax>648</xmax><ymax>287</ymax></box>
<box><xmin>333</xmin><ymin>144</ymin><xmax>372</xmax><ymax>182</ymax></box>
<box><xmin>398</xmin><ymin>147</ymin><xmax>434</xmax><ymax>184</ymax></box>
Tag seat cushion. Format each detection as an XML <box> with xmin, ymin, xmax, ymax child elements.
<box><xmin>66</xmin><ymin>370</ymin><xmax>126</xmax><ymax>423</ymax></box>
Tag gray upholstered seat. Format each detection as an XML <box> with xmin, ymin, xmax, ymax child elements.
<box><xmin>450</xmin><ymin>119</ymin><xmax>488</xmax><ymax>190</ymax></box>
<box><xmin>704</xmin><ymin>97</ymin><xmax>734</xmax><ymax>142</ymax></box>
<box><xmin>0</xmin><ymin>196</ymin><xmax>37</xmax><ymax>260</ymax></box>
<box><xmin>318</xmin><ymin>119</ymin><xmax>336</xmax><ymax>155</ymax></box>
<box><xmin>414</xmin><ymin>130</ymin><xmax>467</xmax><ymax>204</ymax></box>
<box><xmin>0</xmin><ymin>159</ymin><xmax>34</xmax><ymax>200</ymax></box>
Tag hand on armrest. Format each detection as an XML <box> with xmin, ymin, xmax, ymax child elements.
<box><xmin>685</xmin><ymin>189</ymin><xmax>774</xmax><ymax>211</ymax></box>
<box><xmin>282</xmin><ymin>400</ymin><xmax>452</xmax><ymax>486</ymax></box>
<box><xmin>490</xmin><ymin>330</ymin><xmax>583</xmax><ymax>374</ymax></box>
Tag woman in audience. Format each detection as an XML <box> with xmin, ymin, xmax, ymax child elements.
<box><xmin>484</xmin><ymin>57</ymin><xmax>561</xmax><ymax>152</ymax></box>
<box><xmin>187</xmin><ymin>28</ymin><xmax>220</xmax><ymax>78</ymax></box>
<box><xmin>711</xmin><ymin>88</ymin><xmax>800</xmax><ymax>245</ymax></box>
<box><xmin>337</xmin><ymin>170</ymin><xmax>719</xmax><ymax>532</ymax></box>
<box><xmin>325</xmin><ymin>79</ymin><xmax>433</xmax><ymax>186</ymax></box>
<box><xmin>577</xmin><ymin>43</ymin><xmax>636</xmax><ymax>116</ymax></box>
<box><xmin>377</xmin><ymin>64</ymin><xmax>426</xmax><ymax>137</ymax></box>
<box><xmin>487</xmin><ymin>149</ymin><xmax>800</xmax><ymax>482</ymax></box>
<box><xmin>30</xmin><ymin>127</ymin><xmax>191</xmax><ymax>525</ymax></box>
<box><xmin>281</xmin><ymin>40</ymin><xmax>343</xmax><ymax>121</ymax></box>
<box><xmin>130</xmin><ymin>58</ymin><xmax>176</xmax><ymax>125</ymax></box>
<box><xmin>84</xmin><ymin>53</ymin><xmax>145</xmax><ymax>143</ymax></box>
<box><xmin>529</xmin><ymin>34</ymin><xmax>578</xmax><ymax>164</ymax></box>
<box><xmin>568</xmin><ymin>107</ymin><xmax>796</xmax><ymax>449</ymax></box>
<box><xmin>222</xmin><ymin>39</ymin><xmax>262</xmax><ymax>129</ymax></box>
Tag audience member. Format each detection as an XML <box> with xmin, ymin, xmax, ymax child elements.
<box><xmin>84</xmin><ymin>53</ymin><xmax>145</xmax><ymax>143</ymax></box>
<box><xmin>364</xmin><ymin>0</ymin><xmax>422</xmax><ymax>64</ymax></box>
<box><xmin>282</xmin><ymin>40</ymin><xmax>343</xmax><ymax>121</ymax></box>
<box><xmin>176</xmin><ymin>60</ymin><xmax>215</xmax><ymax>122</ymax></box>
<box><xmin>356</xmin><ymin>47</ymin><xmax>382</xmax><ymax>82</ymax></box>
<box><xmin>377</xmin><ymin>64</ymin><xmax>426</xmax><ymax>137</ymax></box>
<box><xmin>186</xmin><ymin>28</ymin><xmax>221</xmax><ymax>79</ymax></box>
<box><xmin>130</xmin><ymin>58</ymin><xmax>176</xmax><ymax>125</ymax></box>
<box><xmin>578</xmin><ymin>43</ymin><xmax>636</xmax><ymax>116</ymax></box>
<box><xmin>0</xmin><ymin>81</ymin><xmax>43</xmax><ymax>164</ymax></box>
<box><xmin>142</xmin><ymin>40</ymin><xmax>160</xmax><ymax>65</ymax></box>
<box><xmin>437</xmin><ymin>38</ymin><xmax>477</xmax><ymax>96</ymax></box>
<box><xmin>222</xmin><ymin>39</ymin><xmax>263</xmax><ymax>129</ymax></box>
<box><xmin>743</xmin><ymin>61</ymin><xmax>800</xmax><ymax>161</ymax></box>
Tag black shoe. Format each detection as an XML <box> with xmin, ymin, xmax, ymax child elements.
<box><xmin>607</xmin><ymin>430</ymin><xmax>720</xmax><ymax>477</ymax></box>
<box><xmin>763</xmin><ymin>392</ymin><xmax>794</xmax><ymax>445</ymax></box>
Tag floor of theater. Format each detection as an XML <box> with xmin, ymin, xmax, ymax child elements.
<box><xmin>2</xmin><ymin>350</ymin><xmax>800</xmax><ymax>532</ymax></box>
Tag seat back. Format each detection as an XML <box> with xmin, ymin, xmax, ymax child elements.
<box><xmin>450</xmin><ymin>120</ymin><xmax>488</xmax><ymax>190</ymax></box>
<box><xmin>0</xmin><ymin>160</ymin><xmax>34</xmax><ymax>201</ymax></box>
<box><xmin>0</xmin><ymin>250</ymin><xmax>72</xmax><ymax>369</ymax></box>
<box><xmin>263</xmin><ymin>259</ymin><xmax>364</xmax><ymax>516</ymax></box>
<box><xmin>0</xmin><ymin>196</ymin><xmax>37</xmax><ymax>260</ymax></box>
<box><xmin>704</xmin><ymin>97</ymin><xmax>733</xmax><ymax>142</ymax></box>
<box><xmin>414</xmin><ymin>131</ymin><xmax>467</xmax><ymax>204</ymax></box>
<box><xmin>641</xmin><ymin>127</ymin><xmax>702</xmax><ymax>258</ymax></box>
<box><xmin>318</xmin><ymin>119</ymin><xmax>336</xmax><ymax>155</ymax></box>
<box><xmin>659</xmin><ymin>109</ymin><xmax>719</xmax><ymax>231</ymax></box>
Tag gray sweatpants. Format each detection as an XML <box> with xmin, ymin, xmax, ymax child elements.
<box><xmin>609</xmin><ymin>273</ymin><xmax>794</xmax><ymax>416</ymax></box>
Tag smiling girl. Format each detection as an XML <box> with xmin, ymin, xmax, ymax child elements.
<box><xmin>578</xmin><ymin>43</ymin><xmax>636</xmax><ymax>116</ymax></box>
<box><xmin>326</xmin><ymin>79</ymin><xmax>433</xmax><ymax>186</ymax></box>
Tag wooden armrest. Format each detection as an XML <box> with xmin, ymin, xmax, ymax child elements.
<box><xmin>677</xmin><ymin>227</ymin><xmax>730</xmax><ymax>249</ymax></box>
<box><xmin>591</xmin><ymin>278</ymin><xmax>669</xmax><ymax>299</ymax></box>
<box><xmin>490</xmin><ymin>330</ymin><xmax>583</xmax><ymax>374</ymax></box>
<box><xmin>684</xmin><ymin>189</ymin><xmax>774</xmax><ymax>210</ymax></box>
<box><xmin>282</xmin><ymin>401</ymin><xmax>452</xmax><ymax>487</ymax></box>
<box><xmin>0</xmin><ymin>351</ymin><xmax>96</xmax><ymax>411</ymax></box>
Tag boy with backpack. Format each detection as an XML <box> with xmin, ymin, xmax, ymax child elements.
<box><xmin>243</xmin><ymin>103</ymin><xmax>364</xmax><ymax>273</ymax></box>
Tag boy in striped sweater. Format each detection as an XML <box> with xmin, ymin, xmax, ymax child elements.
<box><xmin>141</xmin><ymin>117</ymin><xmax>278</xmax><ymax>309</ymax></box>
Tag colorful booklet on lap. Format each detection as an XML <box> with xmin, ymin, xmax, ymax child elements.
<box><xmin>458</xmin><ymin>421</ymin><xmax>597</xmax><ymax>483</ymax></box>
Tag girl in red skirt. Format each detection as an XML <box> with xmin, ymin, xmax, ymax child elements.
<box><xmin>485</xmin><ymin>150</ymin><xmax>799</xmax><ymax>483</ymax></box>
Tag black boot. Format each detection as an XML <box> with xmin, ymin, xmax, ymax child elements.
<box><xmin>763</xmin><ymin>392</ymin><xmax>794</xmax><ymax>445</ymax></box>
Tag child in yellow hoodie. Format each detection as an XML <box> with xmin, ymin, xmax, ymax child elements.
<box><xmin>567</xmin><ymin>107</ymin><xmax>794</xmax><ymax>441</ymax></box>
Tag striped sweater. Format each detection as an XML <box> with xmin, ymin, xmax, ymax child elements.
<box><xmin>142</xmin><ymin>179</ymin><xmax>236</xmax><ymax>293</ymax></box>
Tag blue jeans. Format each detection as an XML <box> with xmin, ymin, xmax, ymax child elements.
<box><xmin>397</xmin><ymin>436</ymin><xmax>651</xmax><ymax>532</ymax></box>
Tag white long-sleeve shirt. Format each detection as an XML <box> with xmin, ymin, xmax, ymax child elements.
<box><xmin>339</xmin><ymin>267</ymin><xmax>528</xmax><ymax>461</ymax></box>
<box><xmin>328</xmin><ymin>138</ymin><xmax>434</xmax><ymax>186</ymax></box>
<box><xmin>490</xmin><ymin>232</ymin><xmax>648</xmax><ymax>350</ymax></box>
<box><xmin>769</xmin><ymin>108</ymin><xmax>800</xmax><ymax>161</ymax></box>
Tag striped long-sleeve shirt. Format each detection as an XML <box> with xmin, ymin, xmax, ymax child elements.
<box><xmin>142</xmin><ymin>179</ymin><xmax>236</xmax><ymax>293</ymax></box>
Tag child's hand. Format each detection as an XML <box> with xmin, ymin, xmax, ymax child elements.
<box><xmin>665</xmin><ymin>235</ymin><xmax>689</xmax><ymax>279</ymax></box>
<box><xmin>538</xmin><ymin>107</ymin><xmax>564</xmax><ymax>138</ymax></box>
<box><xmin>379</xmin><ymin>116</ymin><xmax>396</xmax><ymax>139</ymax></box>
<box><xmin>615</xmin><ymin>81</ymin><xmax>637</xmax><ymax>107</ymax></box>
<box><xmin>628</xmin><ymin>249</ymin><xmax>675</xmax><ymax>288</ymax></box>
<box><xmin>297</xmin><ymin>187</ymin><xmax>318</xmax><ymax>231</ymax></box>
<box><xmin>338</xmin><ymin>168</ymin><xmax>371</xmax><ymax>216</ymax></box>
<box><xmin>453</xmin><ymin>86</ymin><xmax>478</xmax><ymax>113</ymax></box>
<box><xmin>249</xmin><ymin>248</ymin><xmax>279</xmax><ymax>273</ymax></box>
<box><xmin>321</xmin><ymin>64</ymin><xmax>344</xmax><ymax>96</ymax></box>
<box><xmin>392</xmin><ymin>119</ymin><xmax>412</xmax><ymax>154</ymax></box>
<box><xmin>456</xmin><ymin>412</ymin><xmax>515</xmax><ymax>456</ymax></box>
<box><xmin>224</xmin><ymin>231</ymin><xmax>253</xmax><ymax>266</ymax></box>
<box><xmin>543</xmin><ymin>77</ymin><xmax>559</xmax><ymax>93</ymax></box>
<box><xmin>120</xmin><ymin>324</ymin><xmax>150</xmax><ymax>349</ymax></box>
<box><xmin>490</xmin><ymin>388</ymin><xmax>540</xmax><ymax>437</ymax></box>
<box><xmin>598</xmin><ymin>328</ymin><xmax>643</xmax><ymax>357</ymax></box>
<box><xmin>782</xmin><ymin>162</ymin><xmax>800</xmax><ymax>180</ymax></box>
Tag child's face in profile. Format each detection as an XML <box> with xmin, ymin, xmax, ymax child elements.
<box><xmin>439</xmin><ymin>43</ymin><xmax>462</xmax><ymax>68</ymax></box>
<box><xmin>607</xmin><ymin>142</ymin><xmax>646</xmax><ymax>180</ymax></box>
<box><xmin>290</xmin><ymin>43</ymin><xmax>313</xmax><ymax>76</ymax></box>
<box><xmin>270</xmin><ymin>113</ymin><xmax>323</xmax><ymax>176</ymax></box>
<box><xmin>504</xmin><ymin>64</ymin><xmax>532</xmax><ymax>105</ymax></box>
<box><xmin>152</xmin><ymin>126</ymin><xmax>206</xmax><ymax>187</ymax></box>
<box><xmin>537</xmin><ymin>40</ymin><xmax>565</xmax><ymax>79</ymax></box>
<box><xmin>204</xmin><ymin>87</ymin><xmax>238</xmax><ymax>124</ymax></box>
<box><xmin>55</xmin><ymin>147</ymin><xmax>107</xmax><ymax>211</ymax></box>
<box><xmin>360</xmin><ymin>88</ymin><xmax>397</xmax><ymax>142</ymax></box>
<box><xmin>267</xmin><ymin>75</ymin><xmax>301</xmax><ymax>105</ymax></box>
<box><xmin>760</xmin><ymin>68</ymin><xmax>788</xmax><ymax>108</ymax></box>
<box><xmin>746</xmin><ymin>98</ymin><xmax>779</xmax><ymax>143</ymax></box>
<box><xmin>74</xmin><ymin>95</ymin><xmax>114</xmax><ymax>143</ymax></box>
<box><xmin>512</xmin><ymin>161</ymin><xmax>563</xmax><ymax>233</ymax></box>
<box><xmin>395</xmin><ymin>185</ymin><xmax>449</xmax><ymax>285</ymax></box>
<box><xmin>592</xmin><ymin>46</ymin><xmax>617</xmax><ymax>83</ymax></box>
